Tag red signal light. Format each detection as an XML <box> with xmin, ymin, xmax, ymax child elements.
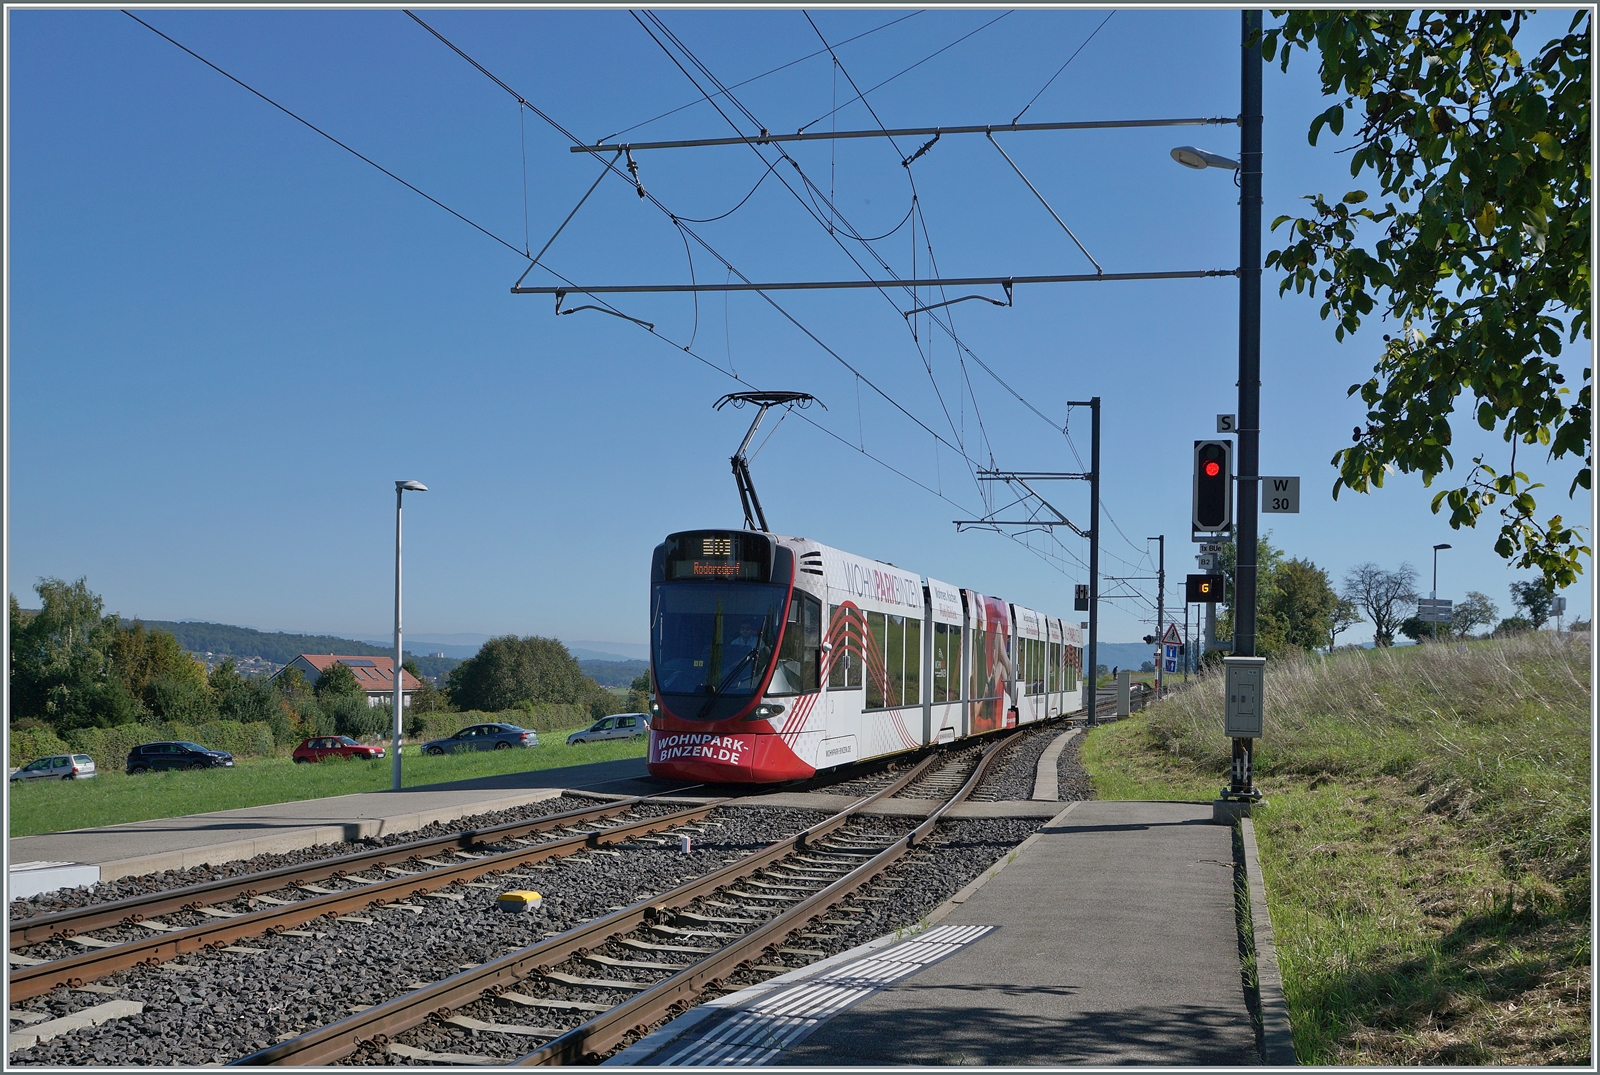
<box><xmin>1203</xmin><ymin>461</ymin><xmax>1222</xmax><ymax>478</ymax></box>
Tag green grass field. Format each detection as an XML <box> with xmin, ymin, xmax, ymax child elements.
<box><xmin>8</xmin><ymin>730</ymin><xmax>648</xmax><ymax>839</ymax></box>
<box><xmin>1080</xmin><ymin>632</ymin><xmax>1591</xmax><ymax>1066</ymax></box>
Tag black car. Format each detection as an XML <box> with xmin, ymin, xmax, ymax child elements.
<box><xmin>126</xmin><ymin>741</ymin><xmax>235</xmax><ymax>774</ymax></box>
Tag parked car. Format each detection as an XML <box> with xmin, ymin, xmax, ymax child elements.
<box><xmin>420</xmin><ymin>723</ymin><xmax>538</xmax><ymax>755</ymax></box>
<box><xmin>567</xmin><ymin>714</ymin><xmax>647</xmax><ymax>745</ymax></box>
<box><xmin>292</xmin><ymin>736</ymin><xmax>385</xmax><ymax>764</ymax></box>
<box><xmin>126</xmin><ymin>741</ymin><xmax>235</xmax><ymax>774</ymax></box>
<box><xmin>10</xmin><ymin>754</ymin><xmax>97</xmax><ymax>782</ymax></box>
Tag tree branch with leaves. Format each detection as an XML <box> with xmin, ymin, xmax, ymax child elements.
<box><xmin>1262</xmin><ymin>10</ymin><xmax>1590</xmax><ymax>590</ymax></box>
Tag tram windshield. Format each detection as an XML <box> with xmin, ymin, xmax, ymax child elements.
<box><xmin>652</xmin><ymin>582</ymin><xmax>787</xmax><ymax>706</ymax></box>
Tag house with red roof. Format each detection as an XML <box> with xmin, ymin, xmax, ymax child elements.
<box><xmin>273</xmin><ymin>654</ymin><xmax>423</xmax><ymax>707</ymax></box>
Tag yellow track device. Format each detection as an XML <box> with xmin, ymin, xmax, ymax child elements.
<box><xmin>495</xmin><ymin>890</ymin><xmax>543</xmax><ymax>913</ymax></box>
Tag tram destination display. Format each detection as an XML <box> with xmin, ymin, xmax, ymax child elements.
<box><xmin>664</xmin><ymin>530</ymin><xmax>772</xmax><ymax>582</ymax></box>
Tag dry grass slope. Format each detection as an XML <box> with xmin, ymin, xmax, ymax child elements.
<box><xmin>1082</xmin><ymin>632</ymin><xmax>1591</xmax><ymax>1065</ymax></box>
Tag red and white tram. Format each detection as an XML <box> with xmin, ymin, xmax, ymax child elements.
<box><xmin>647</xmin><ymin>529</ymin><xmax>1085</xmax><ymax>783</ymax></box>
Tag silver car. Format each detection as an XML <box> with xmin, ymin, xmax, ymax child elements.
<box><xmin>567</xmin><ymin>714</ymin><xmax>647</xmax><ymax>745</ymax></box>
<box><xmin>11</xmin><ymin>754</ymin><xmax>97</xmax><ymax>782</ymax></box>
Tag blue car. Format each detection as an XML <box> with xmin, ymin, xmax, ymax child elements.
<box><xmin>421</xmin><ymin>723</ymin><xmax>539</xmax><ymax>755</ymax></box>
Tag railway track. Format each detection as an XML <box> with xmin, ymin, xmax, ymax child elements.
<box><xmin>231</xmin><ymin>733</ymin><xmax>1022</xmax><ymax>1066</ymax></box>
<box><xmin>7</xmin><ymin>796</ymin><xmax>714</xmax><ymax>999</ymax></box>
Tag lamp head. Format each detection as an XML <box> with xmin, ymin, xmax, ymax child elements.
<box><xmin>1433</xmin><ymin>543</ymin><xmax>1452</xmax><ymax>550</ymax></box>
<box><xmin>397</xmin><ymin>480</ymin><xmax>428</xmax><ymax>492</ymax></box>
<box><xmin>1170</xmin><ymin>146</ymin><xmax>1240</xmax><ymax>170</ymax></box>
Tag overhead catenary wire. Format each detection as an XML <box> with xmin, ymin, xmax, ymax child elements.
<box><xmin>598</xmin><ymin>10</ymin><xmax>924</xmax><ymax>143</ymax></box>
<box><xmin>797</xmin><ymin>11</ymin><xmax>1013</xmax><ymax>133</ymax></box>
<box><xmin>124</xmin><ymin>5</ymin><xmax>1088</xmax><ymax>586</ymax></box>
<box><xmin>1011</xmin><ymin>10</ymin><xmax>1116</xmax><ymax>125</ymax></box>
<box><xmin>643</xmin><ymin>12</ymin><xmax>1111</xmax><ymax>577</ymax></box>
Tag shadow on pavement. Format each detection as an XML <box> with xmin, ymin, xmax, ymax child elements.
<box><xmin>783</xmin><ymin>998</ymin><xmax>1260</xmax><ymax>1066</ymax></box>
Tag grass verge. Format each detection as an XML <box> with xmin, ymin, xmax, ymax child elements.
<box><xmin>1079</xmin><ymin>632</ymin><xmax>1591</xmax><ymax>1066</ymax></box>
<box><xmin>8</xmin><ymin>731</ymin><xmax>647</xmax><ymax>839</ymax></box>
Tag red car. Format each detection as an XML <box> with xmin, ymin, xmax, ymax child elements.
<box><xmin>292</xmin><ymin>736</ymin><xmax>386</xmax><ymax>763</ymax></box>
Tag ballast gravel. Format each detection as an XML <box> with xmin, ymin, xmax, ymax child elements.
<box><xmin>368</xmin><ymin>814</ymin><xmax>1053</xmax><ymax>1066</ymax></box>
<box><xmin>1056</xmin><ymin>732</ymin><xmax>1094</xmax><ymax>803</ymax></box>
<box><xmin>6</xmin><ymin>806</ymin><xmax>831</xmax><ymax>1067</ymax></box>
<box><xmin>8</xmin><ymin>793</ymin><xmax>602</xmax><ymax>921</ymax></box>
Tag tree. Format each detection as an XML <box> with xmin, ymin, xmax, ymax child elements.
<box><xmin>1328</xmin><ymin>597</ymin><xmax>1363</xmax><ymax>650</ymax></box>
<box><xmin>1451</xmin><ymin>590</ymin><xmax>1499</xmax><ymax>637</ymax></box>
<box><xmin>1269</xmin><ymin>558</ymin><xmax>1341</xmax><ymax>651</ymax></box>
<box><xmin>1218</xmin><ymin>537</ymin><xmax>1289</xmax><ymax>655</ymax></box>
<box><xmin>447</xmin><ymin>635</ymin><xmax>595</xmax><ymax>713</ymax></box>
<box><xmin>112</xmin><ymin>620</ymin><xmax>208</xmax><ymax>712</ymax></box>
<box><xmin>210</xmin><ymin>658</ymin><xmax>286</xmax><ymax>739</ymax></box>
<box><xmin>1262</xmin><ymin>12</ymin><xmax>1591</xmax><ymax>591</ymax></box>
<box><xmin>313</xmin><ymin>661</ymin><xmax>363</xmax><ymax>700</ymax></box>
<box><xmin>1509</xmin><ymin>578</ymin><xmax>1557</xmax><ymax>627</ymax></box>
<box><xmin>626</xmin><ymin>672</ymin><xmax>651</xmax><ymax>714</ymax></box>
<box><xmin>401</xmin><ymin>658</ymin><xmax>448</xmax><ymax>714</ymax></box>
<box><xmin>1342</xmin><ymin>562</ymin><xmax>1419</xmax><ymax>647</ymax></box>
<box><xmin>1495</xmin><ymin>615</ymin><xmax>1535</xmax><ymax>636</ymax></box>
<box><xmin>9</xmin><ymin>578</ymin><xmax>126</xmax><ymax>729</ymax></box>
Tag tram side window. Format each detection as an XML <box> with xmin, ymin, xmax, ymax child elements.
<box><xmin>1030</xmin><ymin>639</ymin><xmax>1046</xmax><ymax>695</ymax></box>
<box><xmin>828</xmin><ymin>605</ymin><xmax>864</xmax><ymax>690</ymax></box>
<box><xmin>1048</xmin><ymin>641</ymin><xmax>1060</xmax><ymax>693</ymax></box>
<box><xmin>771</xmin><ymin>592</ymin><xmax>822</xmax><ymax>695</ymax></box>
<box><xmin>865</xmin><ymin>611</ymin><xmax>889</xmax><ymax>708</ymax></box>
<box><xmin>969</xmin><ymin>625</ymin><xmax>989</xmax><ymax>700</ymax></box>
<box><xmin>932</xmin><ymin>622</ymin><xmax>962</xmax><ymax>703</ymax></box>
<box><xmin>904</xmin><ymin>617</ymin><xmax>921</xmax><ymax>706</ymax></box>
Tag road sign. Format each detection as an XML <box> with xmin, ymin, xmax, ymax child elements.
<box><xmin>1161</xmin><ymin>623</ymin><xmax>1182</xmax><ymax>645</ymax></box>
<box><xmin>1554</xmin><ymin>596</ymin><xmax>1568</xmax><ymax>615</ymax></box>
<box><xmin>1199</xmin><ymin>543</ymin><xmax>1224</xmax><ymax>553</ymax></box>
<box><xmin>1216</xmin><ymin>414</ymin><xmax>1237</xmax><ymax>433</ymax></box>
<box><xmin>1417</xmin><ymin>598</ymin><xmax>1453</xmax><ymax>623</ymax></box>
<box><xmin>1261</xmin><ymin>476</ymin><xmax>1300</xmax><ymax>514</ymax></box>
<box><xmin>1197</xmin><ymin>552</ymin><xmax>1218</xmax><ymax>571</ymax></box>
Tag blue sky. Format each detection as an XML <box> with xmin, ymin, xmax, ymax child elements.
<box><xmin>7</xmin><ymin>8</ymin><xmax>1591</xmax><ymax>650</ymax></box>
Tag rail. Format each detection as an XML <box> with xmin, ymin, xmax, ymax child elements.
<box><xmin>232</xmin><ymin>744</ymin><xmax>985</xmax><ymax>1066</ymax></box>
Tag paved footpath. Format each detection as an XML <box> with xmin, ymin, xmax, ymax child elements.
<box><xmin>8</xmin><ymin>757</ymin><xmax>662</xmax><ymax>887</ymax></box>
<box><xmin>619</xmin><ymin>799</ymin><xmax>1261</xmax><ymax>1067</ymax></box>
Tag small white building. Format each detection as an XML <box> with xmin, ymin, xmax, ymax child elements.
<box><xmin>274</xmin><ymin>654</ymin><xmax>423</xmax><ymax>707</ymax></box>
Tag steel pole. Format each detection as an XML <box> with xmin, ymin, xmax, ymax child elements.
<box><xmin>393</xmin><ymin>487</ymin><xmax>404</xmax><ymax>792</ymax></box>
<box><xmin>1432</xmin><ymin>547</ymin><xmax>1439</xmax><ymax>642</ymax></box>
<box><xmin>1087</xmin><ymin>396</ymin><xmax>1101</xmax><ymax>725</ymax></box>
<box><xmin>1230</xmin><ymin>10</ymin><xmax>1263</xmax><ymax>797</ymax></box>
<box><xmin>1154</xmin><ymin>536</ymin><xmax>1165</xmax><ymax>694</ymax></box>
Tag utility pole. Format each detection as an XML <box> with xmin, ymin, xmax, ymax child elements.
<box><xmin>1148</xmin><ymin>535</ymin><xmax>1165</xmax><ymax>694</ymax></box>
<box><xmin>1225</xmin><ymin>9</ymin><xmax>1264</xmax><ymax>801</ymax></box>
<box><xmin>1074</xmin><ymin>397</ymin><xmax>1101</xmax><ymax>725</ymax></box>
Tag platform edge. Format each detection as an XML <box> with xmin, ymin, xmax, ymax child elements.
<box><xmin>1241</xmin><ymin>817</ymin><xmax>1297</xmax><ymax>1066</ymax></box>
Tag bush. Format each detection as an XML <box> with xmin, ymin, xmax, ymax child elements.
<box><xmin>62</xmin><ymin>720</ymin><xmax>278</xmax><ymax>771</ymax></box>
<box><xmin>9</xmin><ymin>725</ymin><xmax>72</xmax><ymax>767</ymax></box>
<box><xmin>324</xmin><ymin>694</ymin><xmax>390</xmax><ymax>740</ymax></box>
<box><xmin>412</xmin><ymin>705</ymin><xmax>590</xmax><ymax>742</ymax></box>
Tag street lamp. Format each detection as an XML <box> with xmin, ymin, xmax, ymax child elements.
<box><xmin>1169</xmin><ymin>146</ymin><xmax>1240</xmax><ymax>171</ymax></box>
<box><xmin>393</xmin><ymin>480</ymin><xmax>427</xmax><ymax>791</ymax></box>
<box><xmin>1431</xmin><ymin>543</ymin><xmax>1452</xmax><ymax>642</ymax></box>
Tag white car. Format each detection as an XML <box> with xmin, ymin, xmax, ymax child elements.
<box><xmin>567</xmin><ymin>714</ymin><xmax>647</xmax><ymax>745</ymax></box>
<box><xmin>11</xmin><ymin>754</ymin><xmax>97</xmax><ymax>782</ymax></box>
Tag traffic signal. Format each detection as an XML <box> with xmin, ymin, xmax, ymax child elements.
<box><xmin>1193</xmin><ymin>440</ymin><xmax>1233</xmax><ymax>532</ymax></box>
<box><xmin>1187</xmin><ymin>573</ymin><xmax>1225</xmax><ymax>603</ymax></box>
<box><xmin>1074</xmin><ymin>584</ymin><xmax>1089</xmax><ymax>611</ymax></box>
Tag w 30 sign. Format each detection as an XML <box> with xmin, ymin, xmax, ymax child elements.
<box><xmin>1261</xmin><ymin>476</ymin><xmax>1300</xmax><ymax>514</ymax></box>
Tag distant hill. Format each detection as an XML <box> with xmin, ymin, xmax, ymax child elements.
<box><xmin>579</xmin><ymin>659</ymin><xmax>649</xmax><ymax>688</ymax></box>
<box><xmin>129</xmin><ymin>619</ymin><xmax>461</xmax><ymax>681</ymax></box>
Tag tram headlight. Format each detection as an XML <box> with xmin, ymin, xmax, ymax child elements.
<box><xmin>748</xmin><ymin>704</ymin><xmax>786</xmax><ymax>721</ymax></box>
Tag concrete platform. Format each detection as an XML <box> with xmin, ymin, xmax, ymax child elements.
<box><xmin>621</xmin><ymin>800</ymin><xmax>1264</xmax><ymax>1067</ymax></box>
